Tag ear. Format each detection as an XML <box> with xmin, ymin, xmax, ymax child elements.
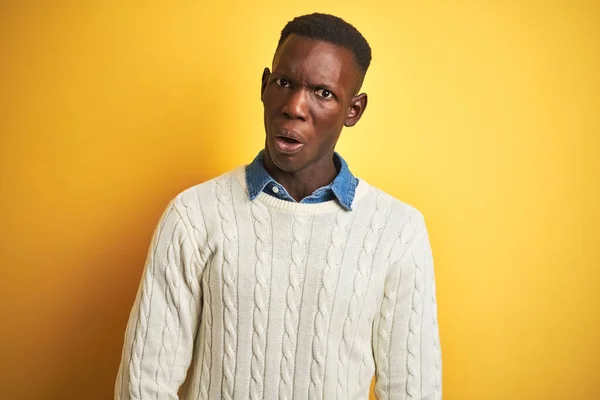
<box><xmin>344</xmin><ymin>93</ymin><xmax>368</xmax><ymax>127</ymax></box>
<box><xmin>261</xmin><ymin>67</ymin><xmax>271</xmax><ymax>99</ymax></box>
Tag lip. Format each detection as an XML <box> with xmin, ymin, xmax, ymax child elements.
<box><xmin>271</xmin><ymin>128</ymin><xmax>305</xmax><ymax>155</ymax></box>
<box><xmin>273</xmin><ymin>136</ymin><xmax>304</xmax><ymax>154</ymax></box>
<box><xmin>276</xmin><ymin>129</ymin><xmax>305</xmax><ymax>144</ymax></box>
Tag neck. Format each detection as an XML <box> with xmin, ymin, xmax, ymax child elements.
<box><xmin>263</xmin><ymin>148</ymin><xmax>338</xmax><ymax>202</ymax></box>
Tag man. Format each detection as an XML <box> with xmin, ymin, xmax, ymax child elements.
<box><xmin>115</xmin><ymin>12</ymin><xmax>442</xmax><ymax>400</ymax></box>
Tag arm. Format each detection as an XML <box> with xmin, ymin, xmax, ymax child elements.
<box><xmin>115</xmin><ymin>198</ymin><xmax>204</xmax><ymax>400</ymax></box>
<box><xmin>373</xmin><ymin>213</ymin><xmax>442</xmax><ymax>399</ymax></box>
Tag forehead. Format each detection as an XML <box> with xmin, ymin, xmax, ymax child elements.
<box><xmin>272</xmin><ymin>35</ymin><xmax>358</xmax><ymax>90</ymax></box>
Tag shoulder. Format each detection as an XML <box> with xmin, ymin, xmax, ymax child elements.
<box><xmin>357</xmin><ymin>179</ymin><xmax>427</xmax><ymax>228</ymax></box>
<box><xmin>168</xmin><ymin>167</ymin><xmax>242</xmax><ymax>220</ymax></box>
<box><xmin>356</xmin><ymin>179</ymin><xmax>429</xmax><ymax>256</ymax></box>
<box><xmin>149</xmin><ymin>168</ymin><xmax>243</xmax><ymax>248</ymax></box>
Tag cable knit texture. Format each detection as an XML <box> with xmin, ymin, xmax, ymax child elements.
<box><xmin>309</xmin><ymin>208</ymin><xmax>354</xmax><ymax>400</ymax></box>
<box><xmin>279</xmin><ymin>213</ymin><xmax>311</xmax><ymax>400</ymax></box>
<box><xmin>249</xmin><ymin>199</ymin><xmax>272</xmax><ymax>400</ymax></box>
<box><xmin>215</xmin><ymin>175</ymin><xmax>238</xmax><ymax>400</ymax></box>
<box><xmin>115</xmin><ymin>166</ymin><xmax>442</xmax><ymax>400</ymax></box>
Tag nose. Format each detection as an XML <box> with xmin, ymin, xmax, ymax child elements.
<box><xmin>281</xmin><ymin>88</ymin><xmax>308</xmax><ymax>121</ymax></box>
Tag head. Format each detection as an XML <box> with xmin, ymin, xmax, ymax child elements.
<box><xmin>261</xmin><ymin>13</ymin><xmax>371</xmax><ymax>174</ymax></box>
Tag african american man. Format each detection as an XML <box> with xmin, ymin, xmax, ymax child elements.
<box><xmin>116</xmin><ymin>12</ymin><xmax>442</xmax><ymax>400</ymax></box>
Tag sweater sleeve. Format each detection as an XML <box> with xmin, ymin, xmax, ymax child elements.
<box><xmin>373</xmin><ymin>213</ymin><xmax>442</xmax><ymax>399</ymax></box>
<box><xmin>115</xmin><ymin>198</ymin><xmax>204</xmax><ymax>400</ymax></box>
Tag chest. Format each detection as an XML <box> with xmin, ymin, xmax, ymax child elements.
<box><xmin>200</xmin><ymin>205</ymin><xmax>398</xmax><ymax>326</ymax></box>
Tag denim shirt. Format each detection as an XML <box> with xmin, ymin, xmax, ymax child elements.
<box><xmin>245</xmin><ymin>150</ymin><xmax>358</xmax><ymax>211</ymax></box>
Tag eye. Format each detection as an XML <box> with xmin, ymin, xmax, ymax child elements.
<box><xmin>275</xmin><ymin>78</ymin><xmax>291</xmax><ymax>87</ymax></box>
<box><xmin>316</xmin><ymin>88</ymin><xmax>333</xmax><ymax>99</ymax></box>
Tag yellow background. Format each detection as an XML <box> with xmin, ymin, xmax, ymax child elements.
<box><xmin>1</xmin><ymin>1</ymin><xmax>598</xmax><ymax>399</ymax></box>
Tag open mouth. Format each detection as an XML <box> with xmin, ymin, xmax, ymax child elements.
<box><xmin>280</xmin><ymin>136</ymin><xmax>300</xmax><ymax>144</ymax></box>
<box><xmin>273</xmin><ymin>135</ymin><xmax>304</xmax><ymax>154</ymax></box>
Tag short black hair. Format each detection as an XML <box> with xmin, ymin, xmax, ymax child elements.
<box><xmin>276</xmin><ymin>13</ymin><xmax>372</xmax><ymax>88</ymax></box>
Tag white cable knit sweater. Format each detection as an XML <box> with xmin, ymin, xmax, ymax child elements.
<box><xmin>115</xmin><ymin>166</ymin><xmax>442</xmax><ymax>400</ymax></box>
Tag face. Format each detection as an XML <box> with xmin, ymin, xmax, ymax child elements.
<box><xmin>261</xmin><ymin>34</ymin><xmax>367</xmax><ymax>174</ymax></box>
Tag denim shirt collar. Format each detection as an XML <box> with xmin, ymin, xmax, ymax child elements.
<box><xmin>245</xmin><ymin>150</ymin><xmax>358</xmax><ymax>211</ymax></box>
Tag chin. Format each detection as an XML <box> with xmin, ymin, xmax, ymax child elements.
<box><xmin>266</xmin><ymin>143</ymin><xmax>303</xmax><ymax>173</ymax></box>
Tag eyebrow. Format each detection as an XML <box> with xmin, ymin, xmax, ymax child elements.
<box><xmin>308</xmin><ymin>80</ymin><xmax>337</xmax><ymax>91</ymax></box>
